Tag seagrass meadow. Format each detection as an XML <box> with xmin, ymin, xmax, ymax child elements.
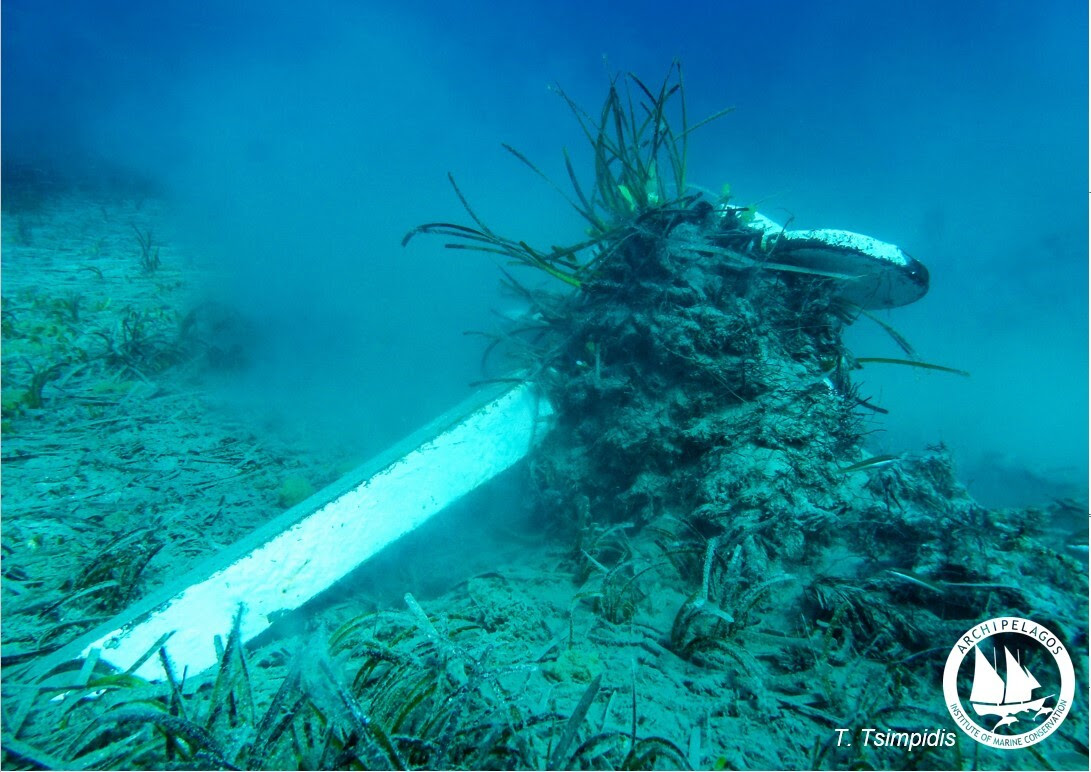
<box><xmin>2</xmin><ymin>65</ymin><xmax>1088</xmax><ymax>772</ymax></box>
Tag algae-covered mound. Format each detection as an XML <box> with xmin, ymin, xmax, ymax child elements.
<box><xmin>531</xmin><ymin>210</ymin><xmax>861</xmax><ymax>532</ymax></box>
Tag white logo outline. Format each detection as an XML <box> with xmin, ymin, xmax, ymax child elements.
<box><xmin>943</xmin><ymin>617</ymin><xmax>1075</xmax><ymax>748</ymax></box>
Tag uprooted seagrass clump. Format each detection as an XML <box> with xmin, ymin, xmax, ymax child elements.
<box><xmin>406</xmin><ymin>62</ymin><xmax>868</xmax><ymax>526</ymax></box>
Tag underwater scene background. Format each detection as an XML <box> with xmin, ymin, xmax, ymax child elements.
<box><xmin>1</xmin><ymin>0</ymin><xmax>1087</xmax><ymax>769</ymax></box>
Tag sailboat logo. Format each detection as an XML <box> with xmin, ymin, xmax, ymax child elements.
<box><xmin>943</xmin><ymin>616</ymin><xmax>1075</xmax><ymax>749</ymax></box>
<box><xmin>968</xmin><ymin>645</ymin><xmax>1054</xmax><ymax>732</ymax></box>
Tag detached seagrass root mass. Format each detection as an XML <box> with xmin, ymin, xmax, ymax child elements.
<box><xmin>406</xmin><ymin>63</ymin><xmax>1088</xmax><ymax>768</ymax></box>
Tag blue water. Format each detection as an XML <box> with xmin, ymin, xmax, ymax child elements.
<box><xmin>3</xmin><ymin>0</ymin><xmax>1086</xmax><ymax>497</ymax></box>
